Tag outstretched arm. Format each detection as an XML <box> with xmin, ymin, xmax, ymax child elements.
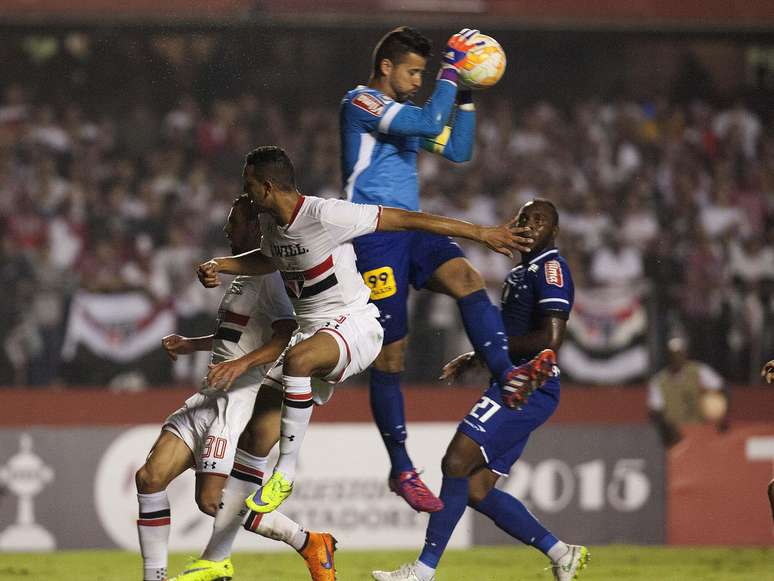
<box><xmin>377</xmin><ymin>207</ymin><xmax>533</xmax><ymax>257</ymax></box>
<box><xmin>197</xmin><ymin>249</ymin><xmax>276</xmax><ymax>288</ymax></box>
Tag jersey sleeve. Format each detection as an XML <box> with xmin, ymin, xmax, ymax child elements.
<box><xmin>422</xmin><ymin>107</ymin><xmax>475</xmax><ymax>162</ymax></box>
<box><xmin>318</xmin><ymin>198</ymin><xmax>381</xmax><ymax>244</ymax></box>
<box><xmin>379</xmin><ymin>80</ymin><xmax>457</xmax><ymax>137</ymax></box>
<box><xmin>535</xmin><ymin>258</ymin><xmax>574</xmax><ymax>319</ymax></box>
<box><xmin>342</xmin><ymin>90</ymin><xmax>400</xmax><ymax>133</ymax></box>
<box><xmin>260</xmin><ymin>272</ymin><xmax>295</xmax><ymax>323</ymax></box>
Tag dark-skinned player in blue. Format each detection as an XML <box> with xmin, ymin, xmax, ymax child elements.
<box><xmin>341</xmin><ymin>27</ymin><xmax>555</xmax><ymax>513</ymax></box>
<box><xmin>373</xmin><ymin>200</ymin><xmax>589</xmax><ymax>581</ymax></box>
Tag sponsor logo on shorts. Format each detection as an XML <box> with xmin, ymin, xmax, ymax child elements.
<box><xmin>362</xmin><ymin>266</ymin><xmax>397</xmax><ymax>300</ymax></box>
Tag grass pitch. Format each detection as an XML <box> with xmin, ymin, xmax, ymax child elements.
<box><xmin>0</xmin><ymin>546</ymin><xmax>771</xmax><ymax>581</ymax></box>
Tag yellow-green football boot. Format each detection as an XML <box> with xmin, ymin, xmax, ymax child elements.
<box><xmin>169</xmin><ymin>558</ymin><xmax>233</xmax><ymax>581</ymax></box>
<box><xmin>245</xmin><ymin>471</ymin><xmax>293</xmax><ymax>513</ymax></box>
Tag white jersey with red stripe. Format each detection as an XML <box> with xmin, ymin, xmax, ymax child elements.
<box><xmin>209</xmin><ymin>272</ymin><xmax>295</xmax><ymax>387</ymax></box>
<box><xmin>259</xmin><ymin>195</ymin><xmax>382</xmax><ymax>328</ymax></box>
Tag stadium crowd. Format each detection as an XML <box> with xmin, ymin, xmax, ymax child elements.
<box><xmin>1</xmin><ymin>35</ymin><xmax>772</xmax><ymax>388</ymax></box>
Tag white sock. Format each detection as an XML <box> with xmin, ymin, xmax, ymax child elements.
<box><xmin>414</xmin><ymin>559</ymin><xmax>436</xmax><ymax>580</ymax></box>
<box><xmin>547</xmin><ymin>540</ymin><xmax>570</xmax><ymax>563</ymax></box>
<box><xmin>137</xmin><ymin>491</ymin><xmax>170</xmax><ymax>581</ymax></box>
<box><xmin>244</xmin><ymin>509</ymin><xmax>308</xmax><ymax>550</ymax></box>
<box><xmin>201</xmin><ymin>449</ymin><xmax>268</xmax><ymax>562</ymax></box>
<box><xmin>274</xmin><ymin>375</ymin><xmax>313</xmax><ymax>481</ymax></box>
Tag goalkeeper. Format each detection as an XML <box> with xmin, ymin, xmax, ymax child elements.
<box><xmin>340</xmin><ymin>26</ymin><xmax>544</xmax><ymax>513</ymax></box>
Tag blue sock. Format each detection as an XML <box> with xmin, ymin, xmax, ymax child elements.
<box><xmin>418</xmin><ymin>476</ymin><xmax>468</xmax><ymax>568</ymax></box>
<box><xmin>475</xmin><ymin>487</ymin><xmax>557</xmax><ymax>553</ymax></box>
<box><xmin>369</xmin><ymin>369</ymin><xmax>413</xmax><ymax>478</ymax></box>
<box><xmin>457</xmin><ymin>290</ymin><xmax>513</xmax><ymax>383</ymax></box>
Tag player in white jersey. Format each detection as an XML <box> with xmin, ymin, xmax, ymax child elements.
<box><xmin>136</xmin><ymin>195</ymin><xmax>333</xmax><ymax>581</ymax></box>
<box><xmin>197</xmin><ymin>146</ymin><xmax>535</xmax><ymax>515</ymax></box>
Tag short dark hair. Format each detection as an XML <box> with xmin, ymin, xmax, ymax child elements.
<box><xmin>372</xmin><ymin>27</ymin><xmax>432</xmax><ymax>78</ymax></box>
<box><xmin>232</xmin><ymin>193</ymin><xmax>257</xmax><ymax>221</ymax></box>
<box><xmin>532</xmin><ymin>198</ymin><xmax>559</xmax><ymax>226</ymax></box>
<box><xmin>244</xmin><ymin>146</ymin><xmax>296</xmax><ymax>191</ymax></box>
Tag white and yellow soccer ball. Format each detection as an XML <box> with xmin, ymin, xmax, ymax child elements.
<box><xmin>458</xmin><ymin>34</ymin><xmax>506</xmax><ymax>90</ymax></box>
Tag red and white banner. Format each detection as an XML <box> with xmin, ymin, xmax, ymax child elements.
<box><xmin>62</xmin><ymin>291</ymin><xmax>175</xmax><ymax>364</ymax></box>
<box><xmin>561</xmin><ymin>287</ymin><xmax>649</xmax><ymax>384</ymax></box>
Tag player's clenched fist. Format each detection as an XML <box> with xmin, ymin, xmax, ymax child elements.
<box><xmin>161</xmin><ymin>334</ymin><xmax>195</xmax><ymax>361</ymax></box>
<box><xmin>197</xmin><ymin>259</ymin><xmax>221</xmax><ymax>288</ymax></box>
<box><xmin>442</xmin><ymin>28</ymin><xmax>484</xmax><ymax>71</ymax></box>
<box><xmin>762</xmin><ymin>360</ymin><xmax>774</xmax><ymax>384</ymax></box>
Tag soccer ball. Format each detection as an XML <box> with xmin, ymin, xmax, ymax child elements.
<box><xmin>458</xmin><ymin>34</ymin><xmax>506</xmax><ymax>90</ymax></box>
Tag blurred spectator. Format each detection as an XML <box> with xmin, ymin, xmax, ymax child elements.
<box><xmin>589</xmin><ymin>230</ymin><xmax>644</xmax><ymax>287</ymax></box>
<box><xmin>647</xmin><ymin>337</ymin><xmax>728</xmax><ymax>447</ymax></box>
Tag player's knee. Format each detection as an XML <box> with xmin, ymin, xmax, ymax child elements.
<box><xmin>374</xmin><ymin>340</ymin><xmax>406</xmax><ymax>373</ymax></box>
<box><xmin>195</xmin><ymin>490</ymin><xmax>221</xmax><ymax>517</ymax></box>
<box><xmin>283</xmin><ymin>346</ymin><xmax>314</xmax><ymax>376</ymax></box>
<box><xmin>135</xmin><ymin>464</ymin><xmax>168</xmax><ymax>494</ymax></box>
<box><xmin>467</xmin><ymin>480</ymin><xmax>494</xmax><ymax>507</ymax></box>
<box><xmin>447</xmin><ymin>265</ymin><xmax>485</xmax><ymax>298</ymax></box>
<box><xmin>458</xmin><ymin>267</ymin><xmax>485</xmax><ymax>295</ymax></box>
<box><xmin>237</xmin><ymin>430</ymin><xmax>256</xmax><ymax>453</ymax></box>
<box><xmin>441</xmin><ymin>452</ymin><xmax>470</xmax><ymax>478</ymax></box>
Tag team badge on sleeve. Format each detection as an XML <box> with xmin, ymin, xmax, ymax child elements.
<box><xmin>544</xmin><ymin>260</ymin><xmax>564</xmax><ymax>287</ymax></box>
<box><xmin>352</xmin><ymin>93</ymin><xmax>385</xmax><ymax>117</ymax></box>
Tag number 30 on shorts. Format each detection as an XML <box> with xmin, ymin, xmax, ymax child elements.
<box><xmin>362</xmin><ymin>266</ymin><xmax>397</xmax><ymax>300</ymax></box>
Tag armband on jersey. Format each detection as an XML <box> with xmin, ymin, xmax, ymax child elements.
<box><xmin>422</xmin><ymin>125</ymin><xmax>452</xmax><ymax>154</ymax></box>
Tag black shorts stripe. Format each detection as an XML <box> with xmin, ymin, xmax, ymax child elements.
<box><xmin>298</xmin><ymin>273</ymin><xmax>338</xmax><ymax>298</ymax></box>
<box><xmin>139</xmin><ymin>509</ymin><xmax>171</xmax><ymax>519</ymax></box>
<box><xmin>215</xmin><ymin>327</ymin><xmax>242</xmax><ymax>343</ymax></box>
<box><xmin>284</xmin><ymin>398</ymin><xmax>314</xmax><ymax>409</ymax></box>
<box><xmin>230</xmin><ymin>470</ymin><xmax>262</xmax><ymax>485</ymax></box>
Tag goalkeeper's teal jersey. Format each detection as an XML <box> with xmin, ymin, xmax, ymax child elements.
<box><xmin>339</xmin><ymin>78</ymin><xmax>473</xmax><ymax>211</ymax></box>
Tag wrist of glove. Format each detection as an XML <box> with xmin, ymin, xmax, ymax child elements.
<box><xmin>438</xmin><ymin>66</ymin><xmax>458</xmax><ymax>83</ymax></box>
<box><xmin>457</xmin><ymin>89</ymin><xmax>473</xmax><ymax>106</ymax></box>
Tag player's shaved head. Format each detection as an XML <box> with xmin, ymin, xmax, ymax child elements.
<box><xmin>372</xmin><ymin>26</ymin><xmax>432</xmax><ymax>78</ymax></box>
<box><xmin>244</xmin><ymin>146</ymin><xmax>297</xmax><ymax>191</ymax></box>
<box><xmin>526</xmin><ymin>198</ymin><xmax>559</xmax><ymax>227</ymax></box>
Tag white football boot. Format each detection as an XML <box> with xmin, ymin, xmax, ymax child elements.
<box><xmin>551</xmin><ymin>545</ymin><xmax>590</xmax><ymax>581</ymax></box>
<box><xmin>372</xmin><ymin>563</ymin><xmax>434</xmax><ymax>581</ymax></box>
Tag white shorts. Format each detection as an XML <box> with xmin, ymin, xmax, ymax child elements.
<box><xmin>300</xmin><ymin>307</ymin><xmax>384</xmax><ymax>383</ymax></box>
<box><xmin>163</xmin><ymin>376</ymin><xmax>259</xmax><ymax>476</ymax></box>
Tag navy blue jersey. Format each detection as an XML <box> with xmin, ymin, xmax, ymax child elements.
<box><xmin>501</xmin><ymin>248</ymin><xmax>574</xmax><ymax>366</ymax></box>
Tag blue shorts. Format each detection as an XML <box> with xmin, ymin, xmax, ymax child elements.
<box><xmin>353</xmin><ymin>230</ymin><xmax>465</xmax><ymax>345</ymax></box>
<box><xmin>457</xmin><ymin>378</ymin><xmax>559</xmax><ymax>475</ymax></box>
